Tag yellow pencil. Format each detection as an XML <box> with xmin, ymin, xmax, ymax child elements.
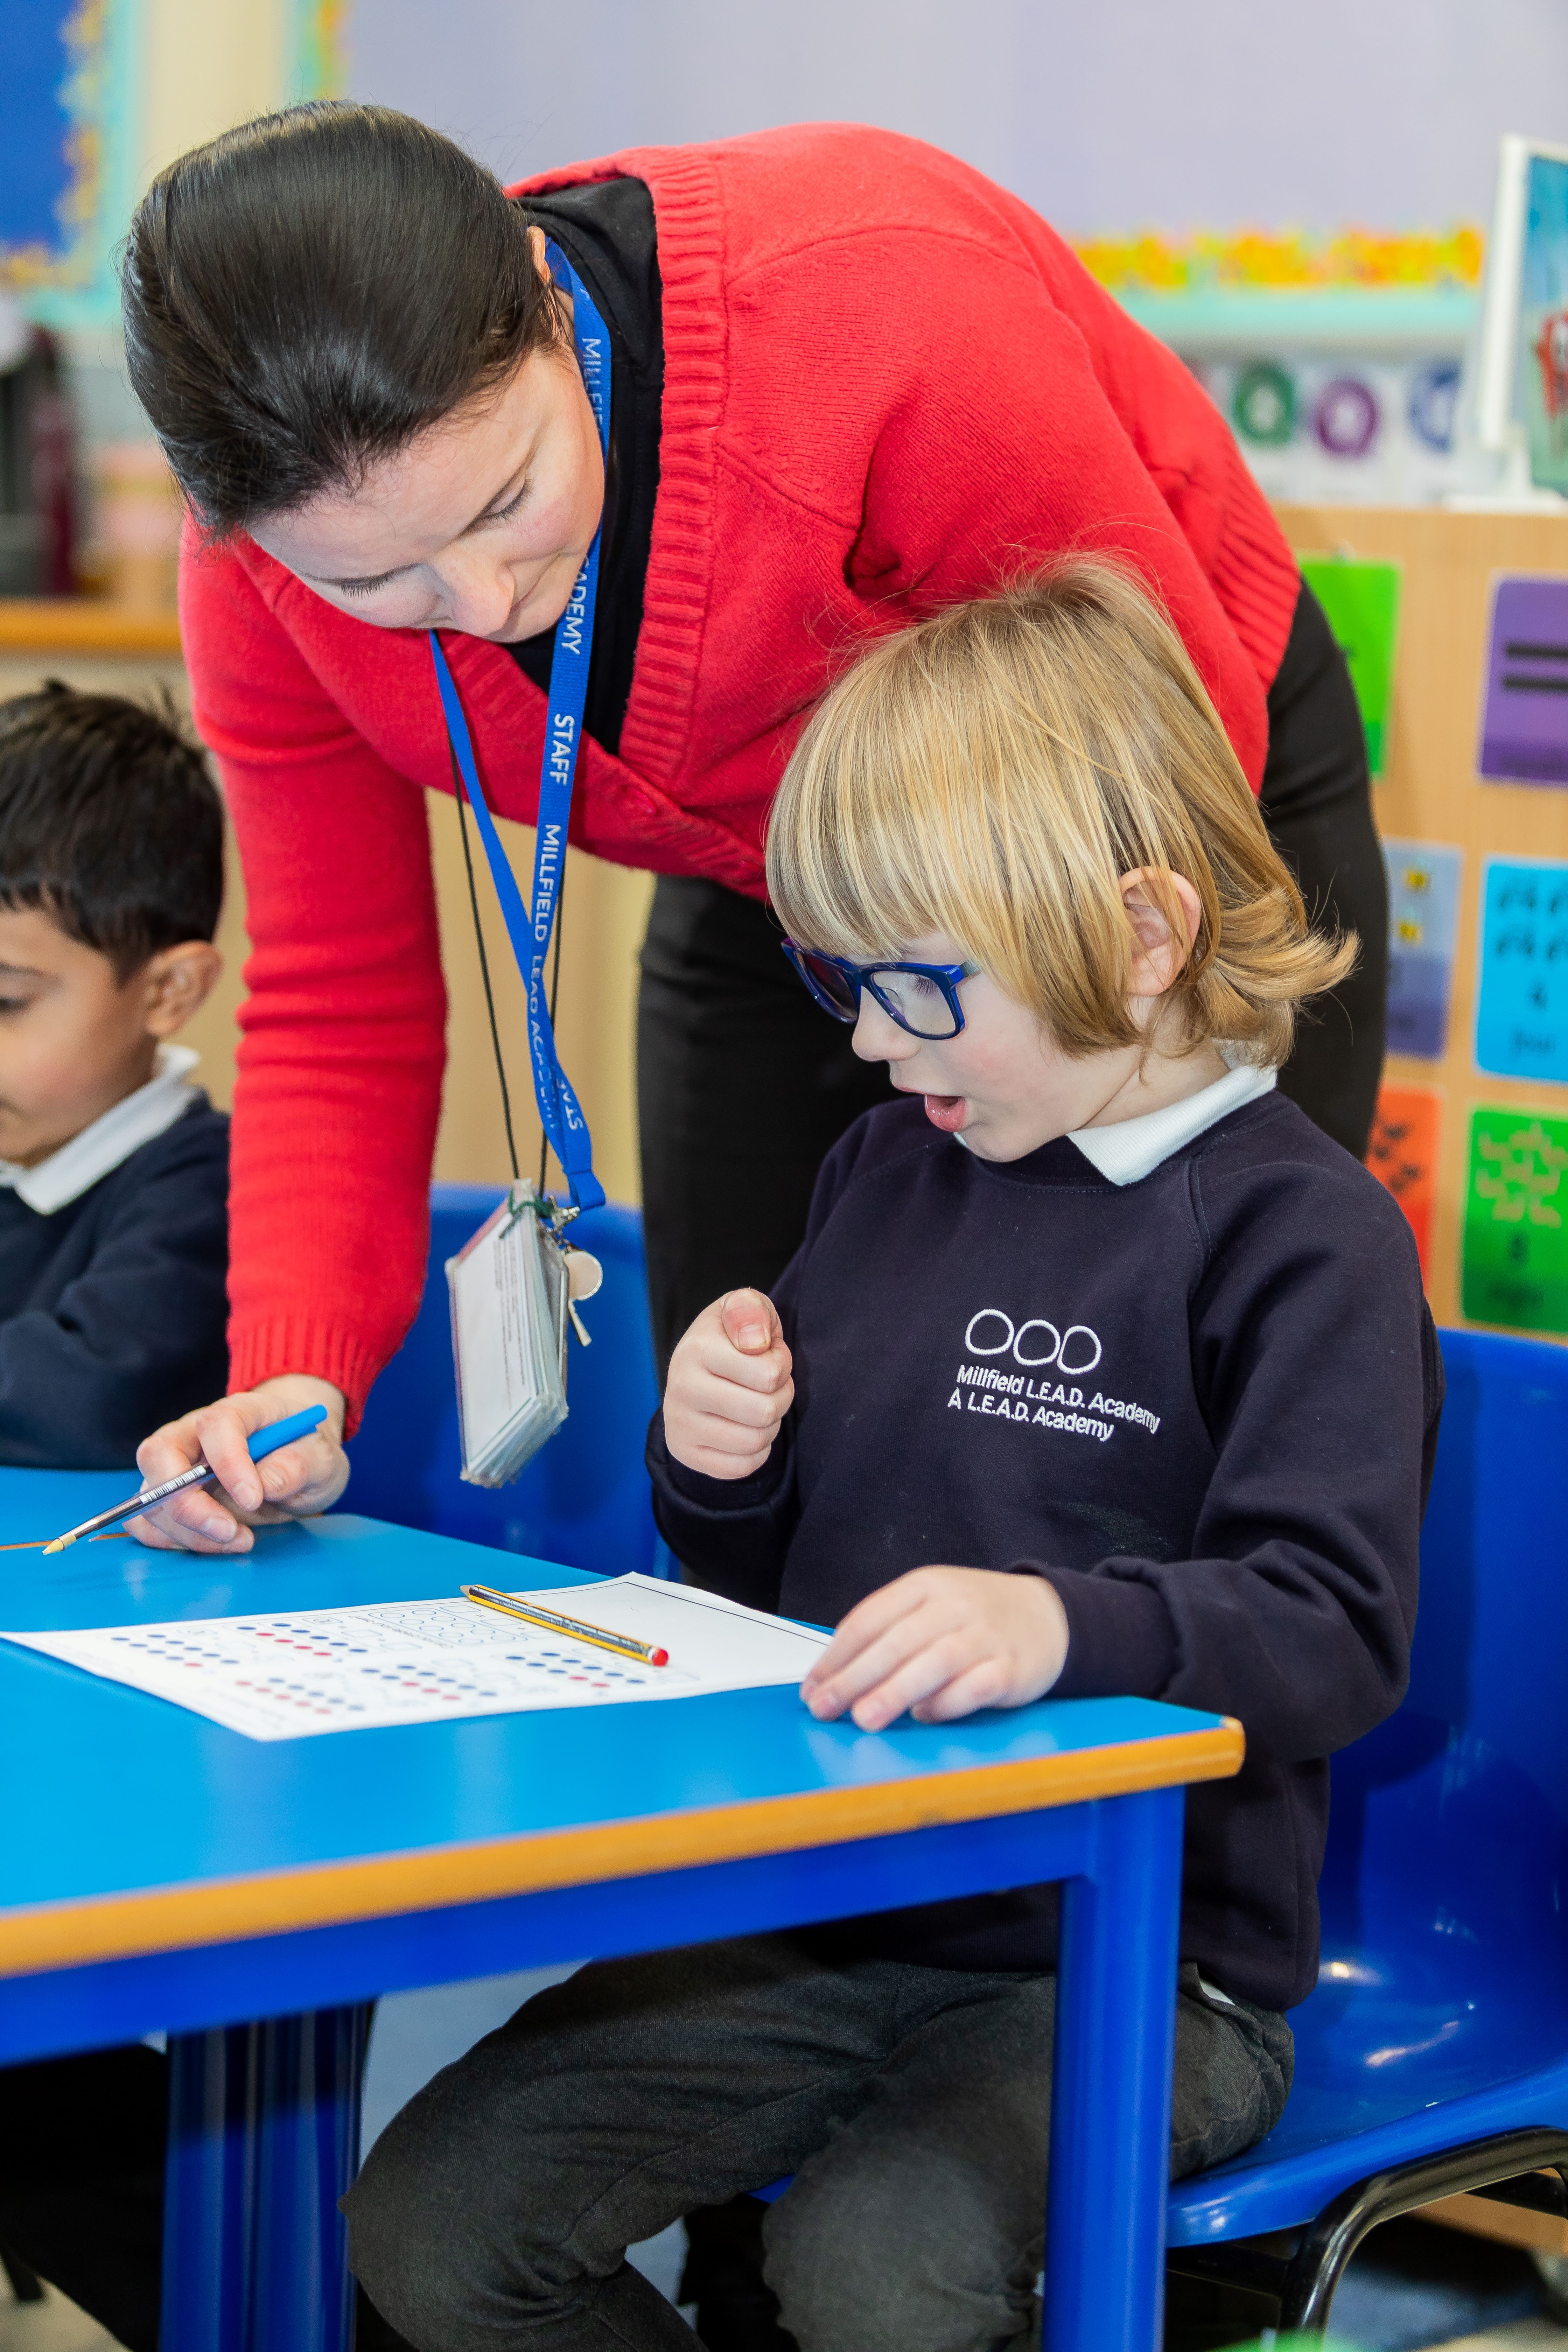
<box><xmin>460</xmin><ymin>1583</ymin><xmax>670</xmax><ymax>1667</ymax></box>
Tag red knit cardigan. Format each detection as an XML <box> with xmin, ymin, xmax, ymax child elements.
<box><xmin>182</xmin><ymin>123</ymin><xmax>1301</xmax><ymax>1425</ymax></box>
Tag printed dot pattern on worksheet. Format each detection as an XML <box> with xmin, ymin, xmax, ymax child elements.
<box><xmin>88</xmin><ymin>1599</ymin><xmax>698</xmax><ymax>1739</ymax></box>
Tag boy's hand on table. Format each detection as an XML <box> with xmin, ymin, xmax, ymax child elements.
<box><xmin>664</xmin><ymin>1289</ymin><xmax>794</xmax><ymax>1479</ymax></box>
<box><xmin>801</xmin><ymin>1567</ymin><xmax>1070</xmax><ymax>1731</ymax></box>
<box><xmin>128</xmin><ymin>1375</ymin><xmax>350</xmax><ymax>1552</ymax></box>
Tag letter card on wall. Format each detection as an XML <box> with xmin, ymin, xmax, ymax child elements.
<box><xmin>1475</xmin><ymin>856</ymin><xmax>1568</xmax><ymax>1085</ymax></box>
<box><xmin>1383</xmin><ymin>840</ymin><xmax>1462</xmax><ymax>1058</ymax></box>
<box><xmin>1366</xmin><ymin>1084</ymin><xmax>1442</xmax><ymax>1280</ymax></box>
<box><xmin>1478</xmin><ymin>577</ymin><xmax>1568</xmax><ymax>786</ymax></box>
<box><xmin>1463</xmin><ymin>1108</ymin><xmax>1568</xmax><ymax>1334</ymax></box>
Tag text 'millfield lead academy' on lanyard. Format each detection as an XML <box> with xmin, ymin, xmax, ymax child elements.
<box><xmin>429</xmin><ymin>240</ymin><xmax>609</xmax><ymax>1227</ymax></box>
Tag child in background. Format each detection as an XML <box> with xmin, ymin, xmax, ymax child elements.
<box><xmin>344</xmin><ymin>564</ymin><xmax>1441</xmax><ymax>2352</ymax></box>
<box><xmin>0</xmin><ymin>682</ymin><xmax>228</xmax><ymax>1463</ymax></box>
<box><xmin>0</xmin><ymin>681</ymin><xmax>230</xmax><ymax>2352</ymax></box>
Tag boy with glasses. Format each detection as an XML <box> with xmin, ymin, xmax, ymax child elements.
<box><xmin>346</xmin><ymin>563</ymin><xmax>1440</xmax><ymax>2352</ymax></box>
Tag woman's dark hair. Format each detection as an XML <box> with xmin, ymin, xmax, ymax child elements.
<box><xmin>122</xmin><ymin>103</ymin><xmax>561</xmax><ymax>537</ymax></box>
<box><xmin>0</xmin><ymin>684</ymin><xmax>223</xmax><ymax>976</ymax></box>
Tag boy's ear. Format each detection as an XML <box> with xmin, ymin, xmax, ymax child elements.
<box><xmin>1119</xmin><ymin>867</ymin><xmax>1203</xmax><ymax>1000</ymax></box>
<box><xmin>139</xmin><ymin>941</ymin><xmax>223</xmax><ymax>1039</ymax></box>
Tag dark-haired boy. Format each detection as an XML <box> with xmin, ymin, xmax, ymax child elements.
<box><xmin>0</xmin><ymin>683</ymin><xmax>232</xmax><ymax>2352</ymax></box>
<box><xmin>0</xmin><ymin>681</ymin><xmax>229</xmax><ymax>1463</ymax></box>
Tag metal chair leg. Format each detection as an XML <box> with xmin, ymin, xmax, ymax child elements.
<box><xmin>1168</xmin><ymin>2124</ymin><xmax>1568</xmax><ymax>2340</ymax></box>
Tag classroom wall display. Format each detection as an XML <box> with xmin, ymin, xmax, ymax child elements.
<box><xmin>1523</xmin><ymin>153</ymin><xmax>1568</xmax><ymax>499</ymax></box>
<box><xmin>1477</xmin><ymin>576</ymin><xmax>1568</xmax><ymax>786</ymax></box>
<box><xmin>1275</xmin><ymin>502</ymin><xmax>1568</xmax><ymax>1347</ymax></box>
<box><xmin>1298</xmin><ymin>554</ymin><xmax>1402</xmax><ymax>777</ymax></box>
<box><xmin>1474</xmin><ymin>857</ymin><xmax>1568</xmax><ymax>1085</ymax></box>
<box><xmin>3</xmin><ymin>0</ymin><xmax>345</xmax><ymax>333</ymax></box>
<box><xmin>1191</xmin><ymin>355</ymin><xmax>1469</xmax><ymax>507</ymax></box>
<box><xmin>1382</xmin><ymin>840</ymin><xmax>1462</xmax><ymax>1057</ymax></box>
<box><xmin>1366</xmin><ymin>1084</ymin><xmax>1442</xmax><ymax>1279</ymax></box>
<box><xmin>1462</xmin><ymin>1107</ymin><xmax>1568</xmax><ymax>1335</ymax></box>
<box><xmin>0</xmin><ymin>0</ymin><xmax>139</xmax><ymax>329</ymax></box>
<box><xmin>1314</xmin><ymin>376</ymin><xmax>1380</xmax><ymax>460</ymax></box>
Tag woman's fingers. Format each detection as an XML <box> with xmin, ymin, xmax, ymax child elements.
<box><xmin>189</xmin><ymin>1401</ymin><xmax>275</xmax><ymax>1511</ymax></box>
<box><xmin>131</xmin><ymin>1379</ymin><xmax>348</xmax><ymax>1552</ymax></box>
<box><xmin>127</xmin><ymin>1486</ymin><xmax>255</xmax><ymax>1553</ymax></box>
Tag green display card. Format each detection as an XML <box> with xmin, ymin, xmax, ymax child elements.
<box><xmin>1463</xmin><ymin>1106</ymin><xmax>1568</xmax><ymax>1333</ymax></box>
<box><xmin>1297</xmin><ymin>556</ymin><xmax>1402</xmax><ymax>778</ymax></box>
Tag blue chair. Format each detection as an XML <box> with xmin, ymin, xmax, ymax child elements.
<box><xmin>342</xmin><ymin>1184</ymin><xmax>664</xmax><ymax>1578</ymax></box>
<box><xmin>1167</xmin><ymin>1325</ymin><xmax>1568</xmax><ymax>2334</ymax></box>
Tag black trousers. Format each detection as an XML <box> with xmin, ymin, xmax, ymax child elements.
<box><xmin>639</xmin><ymin>582</ymin><xmax>1386</xmax><ymax>1373</ymax></box>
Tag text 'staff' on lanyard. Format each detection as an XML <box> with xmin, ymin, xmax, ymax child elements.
<box><xmin>429</xmin><ymin>240</ymin><xmax>608</xmax><ymax>1220</ymax></box>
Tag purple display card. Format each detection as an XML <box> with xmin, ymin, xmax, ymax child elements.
<box><xmin>1479</xmin><ymin>576</ymin><xmax>1568</xmax><ymax>786</ymax></box>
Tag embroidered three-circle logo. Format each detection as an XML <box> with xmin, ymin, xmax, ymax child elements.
<box><xmin>964</xmin><ymin>1309</ymin><xmax>1102</xmax><ymax>1376</ymax></box>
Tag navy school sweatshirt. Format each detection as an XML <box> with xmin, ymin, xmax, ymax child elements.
<box><xmin>0</xmin><ymin>1098</ymin><xmax>229</xmax><ymax>1468</ymax></box>
<box><xmin>648</xmin><ymin>1091</ymin><xmax>1443</xmax><ymax>2011</ymax></box>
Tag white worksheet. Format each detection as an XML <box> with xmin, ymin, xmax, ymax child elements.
<box><xmin>0</xmin><ymin>1575</ymin><xmax>829</xmax><ymax>1743</ymax></box>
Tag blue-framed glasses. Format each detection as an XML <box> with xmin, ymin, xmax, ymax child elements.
<box><xmin>781</xmin><ymin>939</ymin><xmax>975</xmax><ymax>1040</ymax></box>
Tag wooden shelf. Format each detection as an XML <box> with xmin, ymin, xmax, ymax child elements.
<box><xmin>0</xmin><ymin>600</ymin><xmax>182</xmax><ymax>657</ymax></box>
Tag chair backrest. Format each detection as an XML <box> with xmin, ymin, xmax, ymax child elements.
<box><xmin>1314</xmin><ymin>1325</ymin><xmax>1568</xmax><ymax>2082</ymax></box>
<box><xmin>343</xmin><ymin>1185</ymin><xmax>663</xmax><ymax>1577</ymax></box>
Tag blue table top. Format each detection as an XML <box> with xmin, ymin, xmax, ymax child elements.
<box><xmin>0</xmin><ymin>1470</ymin><xmax>1239</xmax><ymax>1967</ymax></box>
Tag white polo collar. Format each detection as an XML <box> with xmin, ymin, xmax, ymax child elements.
<box><xmin>0</xmin><ymin>1045</ymin><xmax>202</xmax><ymax>1215</ymax></box>
<box><xmin>1068</xmin><ymin>1053</ymin><xmax>1276</xmax><ymax>1187</ymax></box>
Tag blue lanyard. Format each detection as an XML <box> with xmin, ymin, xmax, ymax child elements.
<box><xmin>429</xmin><ymin>240</ymin><xmax>608</xmax><ymax>1216</ymax></box>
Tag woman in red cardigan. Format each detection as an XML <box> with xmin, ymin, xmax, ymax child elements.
<box><xmin>122</xmin><ymin>103</ymin><xmax>1383</xmax><ymax>1549</ymax></box>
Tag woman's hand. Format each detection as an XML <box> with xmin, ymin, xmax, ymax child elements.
<box><xmin>801</xmin><ymin>1567</ymin><xmax>1070</xmax><ymax>1731</ymax></box>
<box><xmin>128</xmin><ymin>1374</ymin><xmax>350</xmax><ymax>1553</ymax></box>
<box><xmin>663</xmin><ymin>1289</ymin><xmax>794</xmax><ymax>1479</ymax></box>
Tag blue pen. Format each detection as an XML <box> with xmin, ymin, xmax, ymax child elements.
<box><xmin>39</xmin><ymin>1405</ymin><xmax>330</xmax><ymax>1554</ymax></box>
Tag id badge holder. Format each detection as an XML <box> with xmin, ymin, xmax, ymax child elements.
<box><xmin>447</xmin><ymin>1181</ymin><xmax>570</xmax><ymax>1487</ymax></box>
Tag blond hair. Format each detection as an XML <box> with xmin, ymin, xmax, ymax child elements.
<box><xmin>765</xmin><ymin>561</ymin><xmax>1356</xmax><ymax>1068</ymax></box>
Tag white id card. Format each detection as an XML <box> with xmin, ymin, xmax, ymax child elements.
<box><xmin>447</xmin><ymin>1182</ymin><xmax>569</xmax><ymax>1486</ymax></box>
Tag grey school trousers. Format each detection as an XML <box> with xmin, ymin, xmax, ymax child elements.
<box><xmin>344</xmin><ymin>1931</ymin><xmax>1292</xmax><ymax>2352</ymax></box>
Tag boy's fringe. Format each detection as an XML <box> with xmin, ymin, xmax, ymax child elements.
<box><xmin>765</xmin><ymin>559</ymin><xmax>1356</xmax><ymax>1070</ymax></box>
